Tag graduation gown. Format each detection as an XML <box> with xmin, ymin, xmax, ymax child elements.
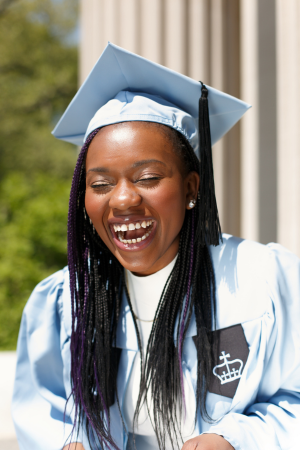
<box><xmin>12</xmin><ymin>235</ymin><xmax>300</xmax><ymax>450</ymax></box>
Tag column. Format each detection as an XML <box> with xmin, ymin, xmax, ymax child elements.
<box><xmin>102</xmin><ymin>0</ymin><xmax>120</xmax><ymax>50</ymax></box>
<box><xmin>164</xmin><ymin>0</ymin><xmax>187</xmax><ymax>74</ymax></box>
<box><xmin>240</xmin><ymin>0</ymin><xmax>277</xmax><ymax>244</ymax></box>
<box><xmin>79</xmin><ymin>0</ymin><xmax>101</xmax><ymax>84</ymax></box>
<box><xmin>119</xmin><ymin>0</ymin><xmax>140</xmax><ymax>54</ymax></box>
<box><xmin>222</xmin><ymin>0</ymin><xmax>241</xmax><ymax>236</ymax></box>
<box><xmin>79</xmin><ymin>0</ymin><xmax>120</xmax><ymax>84</ymax></box>
<box><xmin>210</xmin><ymin>0</ymin><xmax>241</xmax><ymax>236</ymax></box>
<box><xmin>210</xmin><ymin>0</ymin><xmax>226</xmax><ymax>232</ymax></box>
<box><xmin>240</xmin><ymin>0</ymin><xmax>259</xmax><ymax>241</ymax></box>
<box><xmin>276</xmin><ymin>0</ymin><xmax>300</xmax><ymax>256</ymax></box>
<box><xmin>140</xmin><ymin>0</ymin><xmax>163</xmax><ymax>64</ymax></box>
<box><xmin>187</xmin><ymin>0</ymin><xmax>210</xmax><ymax>82</ymax></box>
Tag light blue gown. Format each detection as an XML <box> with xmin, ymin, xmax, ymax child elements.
<box><xmin>12</xmin><ymin>235</ymin><xmax>300</xmax><ymax>450</ymax></box>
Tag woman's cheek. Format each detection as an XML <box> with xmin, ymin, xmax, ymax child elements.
<box><xmin>150</xmin><ymin>186</ymin><xmax>186</xmax><ymax>232</ymax></box>
<box><xmin>85</xmin><ymin>192</ymin><xmax>107</xmax><ymax>232</ymax></box>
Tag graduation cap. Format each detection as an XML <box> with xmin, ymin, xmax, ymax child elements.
<box><xmin>53</xmin><ymin>42</ymin><xmax>250</xmax><ymax>245</ymax></box>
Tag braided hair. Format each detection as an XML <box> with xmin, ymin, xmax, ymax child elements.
<box><xmin>67</xmin><ymin>122</ymin><xmax>221</xmax><ymax>450</ymax></box>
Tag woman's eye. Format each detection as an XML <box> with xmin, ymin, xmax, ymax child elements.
<box><xmin>137</xmin><ymin>176</ymin><xmax>161</xmax><ymax>183</ymax></box>
<box><xmin>91</xmin><ymin>183</ymin><xmax>112</xmax><ymax>190</ymax></box>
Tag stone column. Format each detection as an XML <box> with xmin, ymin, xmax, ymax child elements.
<box><xmin>119</xmin><ymin>0</ymin><xmax>140</xmax><ymax>54</ymax></box>
<box><xmin>79</xmin><ymin>0</ymin><xmax>100</xmax><ymax>84</ymax></box>
<box><xmin>240</xmin><ymin>0</ymin><xmax>277</xmax><ymax>244</ymax></box>
<box><xmin>187</xmin><ymin>0</ymin><xmax>210</xmax><ymax>82</ymax></box>
<box><xmin>140</xmin><ymin>0</ymin><xmax>164</xmax><ymax>64</ymax></box>
<box><xmin>102</xmin><ymin>0</ymin><xmax>121</xmax><ymax>51</ymax></box>
<box><xmin>210</xmin><ymin>0</ymin><xmax>241</xmax><ymax>237</ymax></box>
<box><xmin>276</xmin><ymin>0</ymin><xmax>300</xmax><ymax>256</ymax></box>
<box><xmin>164</xmin><ymin>0</ymin><xmax>187</xmax><ymax>74</ymax></box>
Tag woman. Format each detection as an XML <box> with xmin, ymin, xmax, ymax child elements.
<box><xmin>12</xmin><ymin>44</ymin><xmax>300</xmax><ymax>450</ymax></box>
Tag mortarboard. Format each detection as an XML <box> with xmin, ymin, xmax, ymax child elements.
<box><xmin>53</xmin><ymin>42</ymin><xmax>251</xmax><ymax>246</ymax></box>
<box><xmin>52</xmin><ymin>42</ymin><xmax>250</xmax><ymax>155</ymax></box>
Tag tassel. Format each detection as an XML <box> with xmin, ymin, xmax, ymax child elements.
<box><xmin>198</xmin><ymin>82</ymin><xmax>222</xmax><ymax>246</ymax></box>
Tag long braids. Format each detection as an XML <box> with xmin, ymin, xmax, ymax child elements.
<box><xmin>68</xmin><ymin>128</ymin><xmax>123</xmax><ymax>448</ymax></box>
<box><xmin>67</xmin><ymin>123</ymin><xmax>220</xmax><ymax>450</ymax></box>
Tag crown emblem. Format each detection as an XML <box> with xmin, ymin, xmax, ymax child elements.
<box><xmin>212</xmin><ymin>351</ymin><xmax>243</xmax><ymax>385</ymax></box>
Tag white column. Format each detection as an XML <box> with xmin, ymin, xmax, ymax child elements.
<box><xmin>140</xmin><ymin>0</ymin><xmax>163</xmax><ymax>64</ymax></box>
<box><xmin>79</xmin><ymin>0</ymin><xmax>101</xmax><ymax>84</ymax></box>
<box><xmin>119</xmin><ymin>0</ymin><xmax>140</xmax><ymax>54</ymax></box>
<box><xmin>89</xmin><ymin>0</ymin><xmax>104</xmax><ymax>64</ymax></box>
<box><xmin>164</xmin><ymin>0</ymin><xmax>187</xmax><ymax>74</ymax></box>
<box><xmin>257</xmin><ymin>0</ymin><xmax>277</xmax><ymax>245</ymax></box>
<box><xmin>276</xmin><ymin>0</ymin><xmax>300</xmax><ymax>256</ymax></box>
<box><xmin>187</xmin><ymin>0</ymin><xmax>210</xmax><ymax>82</ymax></box>
<box><xmin>210</xmin><ymin>0</ymin><xmax>241</xmax><ymax>236</ymax></box>
<box><xmin>240</xmin><ymin>0</ymin><xmax>277</xmax><ymax>244</ymax></box>
<box><xmin>210</xmin><ymin>0</ymin><xmax>226</xmax><ymax>230</ymax></box>
<box><xmin>102</xmin><ymin>0</ymin><xmax>121</xmax><ymax>49</ymax></box>
<box><xmin>240</xmin><ymin>0</ymin><xmax>259</xmax><ymax>242</ymax></box>
<box><xmin>222</xmin><ymin>0</ymin><xmax>241</xmax><ymax>236</ymax></box>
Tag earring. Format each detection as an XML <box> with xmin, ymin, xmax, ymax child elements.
<box><xmin>188</xmin><ymin>199</ymin><xmax>196</xmax><ymax>209</ymax></box>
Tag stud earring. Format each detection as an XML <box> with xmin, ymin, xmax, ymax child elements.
<box><xmin>188</xmin><ymin>199</ymin><xmax>196</xmax><ymax>209</ymax></box>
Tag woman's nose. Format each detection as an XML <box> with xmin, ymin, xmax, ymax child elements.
<box><xmin>109</xmin><ymin>181</ymin><xmax>142</xmax><ymax>210</ymax></box>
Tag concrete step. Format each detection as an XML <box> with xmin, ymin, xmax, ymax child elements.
<box><xmin>0</xmin><ymin>440</ymin><xmax>19</xmax><ymax>450</ymax></box>
<box><xmin>0</xmin><ymin>352</ymin><xmax>18</xmax><ymax>448</ymax></box>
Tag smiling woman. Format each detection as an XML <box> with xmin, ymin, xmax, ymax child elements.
<box><xmin>12</xmin><ymin>44</ymin><xmax>300</xmax><ymax>450</ymax></box>
<box><xmin>64</xmin><ymin>117</ymin><xmax>220</xmax><ymax>450</ymax></box>
<box><xmin>85</xmin><ymin>122</ymin><xmax>198</xmax><ymax>275</ymax></box>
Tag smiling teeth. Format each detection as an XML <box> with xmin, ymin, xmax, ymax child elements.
<box><xmin>116</xmin><ymin>220</ymin><xmax>154</xmax><ymax>245</ymax></box>
<box><xmin>113</xmin><ymin>220</ymin><xmax>154</xmax><ymax>232</ymax></box>
<box><xmin>117</xmin><ymin>231</ymin><xmax>151</xmax><ymax>244</ymax></box>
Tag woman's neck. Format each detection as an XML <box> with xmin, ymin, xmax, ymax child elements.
<box><xmin>125</xmin><ymin>253</ymin><xmax>178</xmax><ymax>324</ymax></box>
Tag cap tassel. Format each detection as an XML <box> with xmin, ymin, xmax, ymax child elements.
<box><xmin>198</xmin><ymin>82</ymin><xmax>222</xmax><ymax>246</ymax></box>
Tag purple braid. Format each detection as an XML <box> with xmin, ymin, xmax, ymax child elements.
<box><xmin>178</xmin><ymin>209</ymin><xmax>195</xmax><ymax>418</ymax></box>
<box><xmin>67</xmin><ymin>129</ymin><xmax>107</xmax><ymax>438</ymax></box>
<box><xmin>76</xmin><ymin>246</ymin><xmax>89</xmax><ymax>407</ymax></box>
<box><xmin>94</xmin><ymin>359</ymin><xmax>109</xmax><ymax>426</ymax></box>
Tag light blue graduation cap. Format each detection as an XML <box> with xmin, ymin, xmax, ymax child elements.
<box><xmin>52</xmin><ymin>42</ymin><xmax>250</xmax><ymax>158</ymax></box>
<box><xmin>53</xmin><ymin>42</ymin><xmax>250</xmax><ymax>246</ymax></box>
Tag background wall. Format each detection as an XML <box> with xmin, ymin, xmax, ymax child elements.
<box><xmin>79</xmin><ymin>0</ymin><xmax>300</xmax><ymax>256</ymax></box>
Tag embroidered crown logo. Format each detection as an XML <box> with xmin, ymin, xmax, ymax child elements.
<box><xmin>212</xmin><ymin>351</ymin><xmax>243</xmax><ymax>385</ymax></box>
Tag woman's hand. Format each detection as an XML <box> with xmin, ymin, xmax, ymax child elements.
<box><xmin>62</xmin><ymin>444</ymin><xmax>85</xmax><ymax>450</ymax></box>
<box><xmin>182</xmin><ymin>433</ymin><xmax>234</xmax><ymax>450</ymax></box>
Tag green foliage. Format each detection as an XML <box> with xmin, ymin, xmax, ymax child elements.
<box><xmin>0</xmin><ymin>0</ymin><xmax>78</xmax><ymax>349</ymax></box>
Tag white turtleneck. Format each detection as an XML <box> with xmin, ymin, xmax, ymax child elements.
<box><xmin>123</xmin><ymin>256</ymin><xmax>198</xmax><ymax>449</ymax></box>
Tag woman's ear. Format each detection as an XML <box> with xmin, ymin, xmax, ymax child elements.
<box><xmin>185</xmin><ymin>171</ymin><xmax>200</xmax><ymax>209</ymax></box>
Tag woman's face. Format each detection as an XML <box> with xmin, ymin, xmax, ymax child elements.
<box><xmin>85</xmin><ymin>122</ymin><xmax>199</xmax><ymax>276</ymax></box>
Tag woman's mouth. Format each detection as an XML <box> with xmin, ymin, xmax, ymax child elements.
<box><xmin>110</xmin><ymin>219</ymin><xmax>156</xmax><ymax>250</ymax></box>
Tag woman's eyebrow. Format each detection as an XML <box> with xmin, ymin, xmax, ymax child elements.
<box><xmin>132</xmin><ymin>159</ymin><xmax>166</xmax><ymax>168</ymax></box>
<box><xmin>86</xmin><ymin>167</ymin><xmax>109</xmax><ymax>174</ymax></box>
<box><xmin>86</xmin><ymin>159</ymin><xmax>166</xmax><ymax>174</ymax></box>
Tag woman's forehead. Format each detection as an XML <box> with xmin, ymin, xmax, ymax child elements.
<box><xmin>89</xmin><ymin>122</ymin><xmax>174</xmax><ymax>152</ymax></box>
<box><xmin>86</xmin><ymin>123</ymin><xmax>182</xmax><ymax>171</ymax></box>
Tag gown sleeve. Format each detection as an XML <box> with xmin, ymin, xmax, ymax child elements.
<box><xmin>205</xmin><ymin>243</ymin><xmax>300</xmax><ymax>450</ymax></box>
<box><xmin>12</xmin><ymin>267</ymin><xmax>79</xmax><ymax>450</ymax></box>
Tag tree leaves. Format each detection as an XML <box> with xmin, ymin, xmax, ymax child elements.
<box><xmin>0</xmin><ymin>0</ymin><xmax>78</xmax><ymax>349</ymax></box>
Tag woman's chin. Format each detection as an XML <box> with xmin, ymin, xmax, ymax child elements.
<box><xmin>112</xmin><ymin>240</ymin><xmax>164</xmax><ymax>276</ymax></box>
